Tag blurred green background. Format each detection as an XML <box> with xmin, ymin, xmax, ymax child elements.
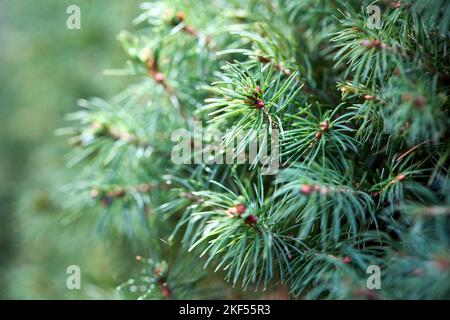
<box><xmin>0</xmin><ymin>0</ymin><xmax>142</xmax><ymax>298</ymax></box>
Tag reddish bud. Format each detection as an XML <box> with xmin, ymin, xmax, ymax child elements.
<box><xmin>244</xmin><ymin>215</ymin><xmax>258</xmax><ymax>225</ymax></box>
<box><xmin>315</xmin><ymin>131</ymin><xmax>322</xmax><ymax>139</ymax></box>
<box><xmin>154</xmin><ymin>72</ymin><xmax>165</xmax><ymax>83</ymax></box>
<box><xmin>235</xmin><ymin>204</ymin><xmax>246</xmax><ymax>214</ymax></box>
<box><xmin>364</xmin><ymin>95</ymin><xmax>375</xmax><ymax>100</ymax></box>
<box><xmin>342</xmin><ymin>256</ymin><xmax>351</xmax><ymax>264</ymax></box>
<box><xmin>300</xmin><ymin>185</ymin><xmax>314</xmax><ymax>195</ymax></box>
<box><xmin>254</xmin><ymin>98</ymin><xmax>265</xmax><ymax>109</ymax></box>
<box><xmin>228</xmin><ymin>204</ymin><xmax>247</xmax><ymax>216</ymax></box>
<box><xmin>161</xmin><ymin>285</ymin><xmax>171</xmax><ymax>299</ymax></box>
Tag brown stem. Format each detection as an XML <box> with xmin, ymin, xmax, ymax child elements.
<box><xmin>395</xmin><ymin>139</ymin><xmax>432</xmax><ymax>162</ymax></box>
<box><xmin>146</xmin><ymin>58</ymin><xmax>188</xmax><ymax>121</ymax></box>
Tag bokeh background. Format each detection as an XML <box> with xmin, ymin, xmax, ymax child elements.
<box><xmin>0</xmin><ymin>0</ymin><xmax>142</xmax><ymax>298</ymax></box>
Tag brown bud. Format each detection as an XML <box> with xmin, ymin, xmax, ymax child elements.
<box><xmin>111</xmin><ymin>188</ymin><xmax>126</xmax><ymax>198</ymax></box>
<box><xmin>258</xmin><ymin>56</ymin><xmax>271</xmax><ymax>64</ymax></box>
<box><xmin>372</xmin><ymin>39</ymin><xmax>381</xmax><ymax>48</ymax></box>
<box><xmin>320</xmin><ymin>120</ymin><xmax>330</xmax><ymax>132</ymax></box>
<box><xmin>315</xmin><ymin>131</ymin><xmax>322</xmax><ymax>139</ymax></box>
<box><xmin>175</xmin><ymin>11</ymin><xmax>186</xmax><ymax>22</ymax></box>
<box><xmin>254</xmin><ymin>98</ymin><xmax>265</xmax><ymax>109</ymax></box>
<box><xmin>361</xmin><ymin>39</ymin><xmax>381</xmax><ymax>49</ymax></box>
<box><xmin>413</xmin><ymin>96</ymin><xmax>426</xmax><ymax>108</ymax></box>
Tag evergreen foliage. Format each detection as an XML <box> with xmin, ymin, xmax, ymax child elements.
<box><xmin>55</xmin><ymin>0</ymin><xmax>450</xmax><ymax>299</ymax></box>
